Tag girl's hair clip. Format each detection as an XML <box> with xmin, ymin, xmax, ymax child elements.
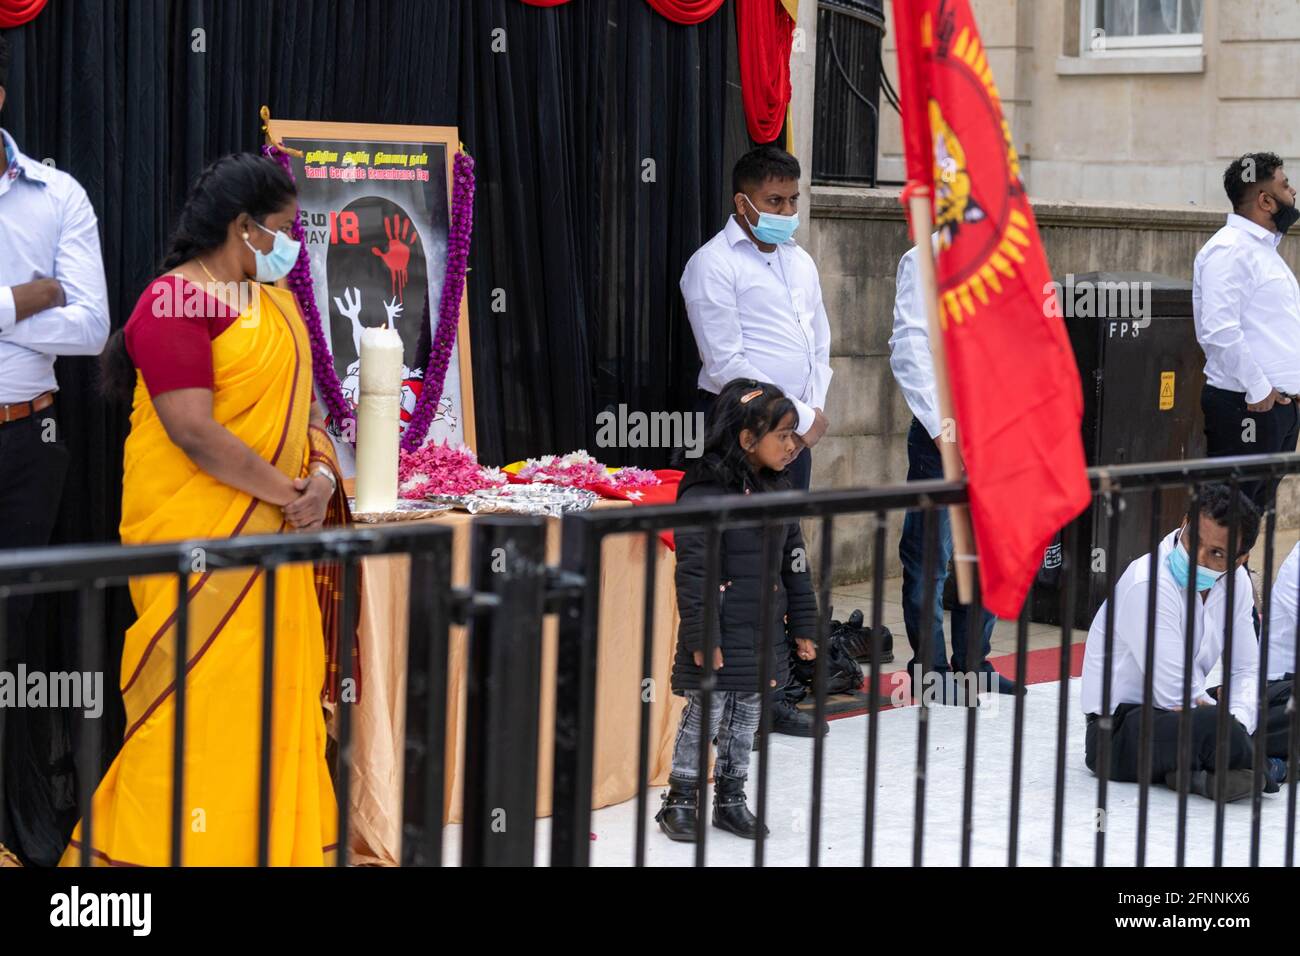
<box><xmin>739</xmin><ymin>388</ymin><xmax>763</xmax><ymax>405</ymax></box>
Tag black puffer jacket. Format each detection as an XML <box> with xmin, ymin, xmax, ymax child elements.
<box><xmin>671</xmin><ymin>463</ymin><xmax>819</xmax><ymax>694</ymax></box>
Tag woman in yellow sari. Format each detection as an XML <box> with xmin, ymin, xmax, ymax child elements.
<box><xmin>66</xmin><ymin>154</ymin><xmax>340</xmax><ymax>866</ymax></box>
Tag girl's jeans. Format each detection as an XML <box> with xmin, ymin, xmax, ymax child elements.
<box><xmin>669</xmin><ymin>690</ymin><xmax>762</xmax><ymax>783</ymax></box>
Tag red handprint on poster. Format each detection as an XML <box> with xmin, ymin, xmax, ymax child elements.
<box><xmin>371</xmin><ymin>214</ymin><xmax>419</xmax><ymax>302</ymax></box>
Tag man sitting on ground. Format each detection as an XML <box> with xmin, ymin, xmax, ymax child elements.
<box><xmin>1081</xmin><ymin>483</ymin><xmax>1283</xmax><ymax>801</ymax></box>
<box><xmin>1262</xmin><ymin>542</ymin><xmax>1300</xmax><ymax>773</ymax></box>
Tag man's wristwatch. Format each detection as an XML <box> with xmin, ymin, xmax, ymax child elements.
<box><xmin>310</xmin><ymin>462</ymin><xmax>338</xmax><ymax>493</ymax></box>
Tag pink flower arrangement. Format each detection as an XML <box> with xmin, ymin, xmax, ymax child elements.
<box><xmin>608</xmin><ymin>466</ymin><xmax>660</xmax><ymax>489</ymax></box>
<box><xmin>515</xmin><ymin>450</ymin><xmax>660</xmax><ymax>489</ymax></box>
<box><xmin>398</xmin><ymin>441</ymin><xmax>505</xmax><ymax>499</ymax></box>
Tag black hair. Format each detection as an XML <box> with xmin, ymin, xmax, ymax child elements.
<box><xmin>1223</xmin><ymin>152</ymin><xmax>1285</xmax><ymax>210</ymax></box>
<box><xmin>161</xmin><ymin>152</ymin><xmax>297</xmax><ymax>270</ymax></box>
<box><xmin>99</xmin><ymin>153</ymin><xmax>298</xmax><ymax>404</ymax></box>
<box><xmin>0</xmin><ymin>32</ymin><xmax>9</xmax><ymax>90</ymax></box>
<box><xmin>1188</xmin><ymin>483</ymin><xmax>1261</xmax><ymax>557</ymax></box>
<box><xmin>694</xmin><ymin>378</ymin><xmax>798</xmax><ymax>493</ymax></box>
<box><xmin>732</xmin><ymin>145</ymin><xmax>800</xmax><ymax>198</ymax></box>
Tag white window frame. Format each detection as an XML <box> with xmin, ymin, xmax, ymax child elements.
<box><xmin>1081</xmin><ymin>0</ymin><xmax>1203</xmax><ymax>57</ymax></box>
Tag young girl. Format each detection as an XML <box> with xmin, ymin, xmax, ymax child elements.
<box><xmin>658</xmin><ymin>379</ymin><xmax>819</xmax><ymax>841</ymax></box>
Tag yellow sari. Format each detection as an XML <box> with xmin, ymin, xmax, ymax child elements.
<box><xmin>61</xmin><ymin>284</ymin><xmax>337</xmax><ymax>866</ymax></box>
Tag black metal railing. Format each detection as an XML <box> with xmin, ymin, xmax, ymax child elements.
<box><xmin>549</xmin><ymin>452</ymin><xmax>1300</xmax><ymax>867</ymax></box>
<box><xmin>1</xmin><ymin>452</ymin><xmax>1298</xmax><ymax>866</ymax></box>
<box><xmin>0</xmin><ymin>522</ymin><xmax>466</xmax><ymax>868</ymax></box>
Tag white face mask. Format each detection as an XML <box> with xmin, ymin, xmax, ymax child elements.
<box><xmin>1168</xmin><ymin>526</ymin><xmax>1227</xmax><ymax>592</ymax></box>
<box><xmin>741</xmin><ymin>193</ymin><xmax>799</xmax><ymax>244</ymax></box>
<box><xmin>243</xmin><ymin>220</ymin><xmax>301</xmax><ymax>282</ymax></box>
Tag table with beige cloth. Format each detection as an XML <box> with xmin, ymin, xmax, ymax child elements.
<box><xmin>344</xmin><ymin>500</ymin><xmax>684</xmax><ymax>866</ymax></box>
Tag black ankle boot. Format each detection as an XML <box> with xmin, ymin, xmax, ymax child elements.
<box><xmin>656</xmin><ymin>775</ymin><xmax>699</xmax><ymax>842</ymax></box>
<box><xmin>712</xmin><ymin>775</ymin><xmax>768</xmax><ymax>839</ymax></box>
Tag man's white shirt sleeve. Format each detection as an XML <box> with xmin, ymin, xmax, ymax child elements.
<box><xmin>0</xmin><ymin>180</ymin><xmax>110</xmax><ymax>356</ymax></box>
<box><xmin>1194</xmin><ymin>244</ymin><xmax>1273</xmax><ymax>405</ymax></box>
<box><xmin>1268</xmin><ymin>543</ymin><xmax>1300</xmax><ymax>680</ymax></box>
<box><xmin>0</xmin><ymin>286</ymin><xmax>15</xmax><ymax>333</ymax></box>
<box><xmin>682</xmin><ymin>254</ymin><xmax>816</xmax><ymax>433</ymax></box>
<box><xmin>887</xmin><ymin>248</ymin><xmax>942</xmax><ymax>438</ymax></box>
<box><xmin>1115</xmin><ymin>565</ymin><xmax>1258</xmax><ymax>734</ymax></box>
<box><xmin>1226</xmin><ymin>581</ymin><xmax>1261</xmax><ymax>735</ymax></box>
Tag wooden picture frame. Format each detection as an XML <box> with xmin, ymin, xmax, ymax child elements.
<box><xmin>265</xmin><ymin>118</ymin><xmax>476</xmax><ymax>453</ymax></box>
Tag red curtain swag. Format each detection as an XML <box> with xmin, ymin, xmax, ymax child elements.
<box><xmin>0</xmin><ymin>0</ymin><xmax>48</xmax><ymax>29</ymax></box>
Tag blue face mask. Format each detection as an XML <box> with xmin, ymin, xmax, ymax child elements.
<box><xmin>742</xmin><ymin>194</ymin><xmax>799</xmax><ymax>245</ymax></box>
<box><xmin>1167</xmin><ymin>527</ymin><xmax>1226</xmax><ymax>592</ymax></box>
<box><xmin>244</xmin><ymin>220</ymin><xmax>302</xmax><ymax>283</ymax></box>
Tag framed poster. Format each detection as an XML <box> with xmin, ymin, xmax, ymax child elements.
<box><xmin>265</xmin><ymin>119</ymin><xmax>475</xmax><ymax>470</ymax></box>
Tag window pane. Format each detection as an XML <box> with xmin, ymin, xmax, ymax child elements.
<box><xmin>1137</xmin><ymin>0</ymin><xmax>1179</xmax><ymax>35</ymax></box>
<box><xmin>1100</xmin><ymin>0</ymin><xmax>1136</xmax><ymax>37</ymax></box>
<box><xmin>1180</xmin><ymin>0</ymin><xmax>1203</xmax><ymax>32</ymax></box>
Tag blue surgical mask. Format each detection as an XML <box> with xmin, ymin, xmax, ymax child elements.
<box><xmin>244</xmin><ymin>220</ymin><xmax>301</xmax><ymax>283</ymax></box>
<box><xmin>1167</xmin><ymin>528</ymin><xmax>1225</xmax><ymax>592</ymax></box>
<box><xmin>742</xmin><ymin>194</ymin><xmax>799</xmax><ymax>245</ymax></box>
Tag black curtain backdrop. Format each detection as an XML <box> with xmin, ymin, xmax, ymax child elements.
<box><xmin>0</xmin><ymin>0</ymin><xmax>755</xmax><ymax>864</ymax></box>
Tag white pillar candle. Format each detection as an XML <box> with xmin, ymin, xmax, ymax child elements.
<box><xmin>354</xmin><ymin>326</ymin><xmax>404</xmax><ymax>514</ymax></box>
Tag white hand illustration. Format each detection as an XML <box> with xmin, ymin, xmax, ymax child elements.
<box><xmin>383</xmin><ymin>296</ymin><xmax>404</xmax><ymax>331</ymax></box>
<box><xmin>334</xmin><ymin>287</ymin><xmax>364</xmax><ymax>358</ymax></box>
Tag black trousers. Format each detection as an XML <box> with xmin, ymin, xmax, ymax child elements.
<box><xmin>1261</xmin><ymin>676</ymin><xmax>1297</xmax><ymax>761</ymax></box>
<box><xmin>1085</xmin><ymin>702</ymin><xmax>1255</xmax><ymax>783</ymax></box>
<box><xmin>1202</xmin><ymin>383</ymin><xmax>1300</xmax><ymax>510</ymax></box>
<box><xmin>0</xmin><ymin>405</ymin><xmax>71</xmax><ymax>863</ymax></box>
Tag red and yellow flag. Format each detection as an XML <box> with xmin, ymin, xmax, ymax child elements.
<box><xmin>891</xmin><ymin>0</ymin><xmax>1090</xmax><ymax>618</ymax></box>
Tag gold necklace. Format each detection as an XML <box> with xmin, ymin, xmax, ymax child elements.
<box><xmin>196</xmin><ymin>257</ymin><xmax>221</xmax><ymax>284</ymax></box>
<box><xmin>194</xmin><ymin>256</ymin><xmax>249</xmax><ymax>311</ymax></box>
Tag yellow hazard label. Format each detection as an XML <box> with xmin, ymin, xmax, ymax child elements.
<box><xmin>1159</xmin><ymin>371</ymin><xmax>1175</xmax><ymax>410</ymax></box>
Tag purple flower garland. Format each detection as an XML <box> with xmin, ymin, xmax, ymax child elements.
<box><xmin>402</xmin><ymin>150</ymin><xmax>476</xmax><ymax>453</ymax></box>
<box><xmin>263</xmin><ymin>145</ymin><xmax>355</xmax><ymax>439</ymax></box>
<box><xmin>262</xmin><ymin>144</ymin><xmax>477</xmax><ymax>451</ymax></box>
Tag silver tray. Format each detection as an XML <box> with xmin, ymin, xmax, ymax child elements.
<box><xmin>348</xmin><ymin>499</ymin><xmax>453</xmax><ymax>524</ymax></box>
<box><xmin>425</xmin><ymin>484</ymin><xmax>598</xmax><ymax>518</ymax></box>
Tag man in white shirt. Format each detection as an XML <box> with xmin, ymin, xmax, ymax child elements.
<box><xmin>0</xmin><ymin>34</ymin><xmax>110</xmax><ymax>863</ymax></box>
<box><xmin>1193</xmin><ymin>152</ymin><xmax>1300</xmax><ymax>509</ymax></box>
<box><xmin>888</xmin><ymin>245</ymin><xmax>1013</xmax><ymax>700</ymax></box>
<box><xmin>1262</xmin><ymin>543</ymin><xmax>1300</xmax><ymax>765</ymax></box>
<box><xmin>680</xmin><ymin>145</ymin><xmax>832</xmax><ymax>493</ymax></box>
<box><xmin>1081</xmin><ymin>484</ymin><xmax>1281</xmax><ymax>801</ymax></box>
<box><xmin>679</xmin><ymin>145</ymin><xmax>832</xmax><ymax>738</ymax></box>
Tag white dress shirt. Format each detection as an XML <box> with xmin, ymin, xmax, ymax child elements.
<box><xmin>1266</xmin><ymin>542</ymin><xmax>1300</xmax><ymax>681</ymax></box>
<box><xmin>0</xmin><ymin>129</ymin><xmax>110</xmax><ymax>404</ymax></box>
<box><xmin>887</xmin><ymin>245</ymin><xmax>942</xmax><ymax>439</ymax></box>
<box><xmin>1192</xmin><ymin>212</ymin><xmax>1300</xmax><ymax>404</ymax></box>
<box><xmin>680</xmin><ymin>215</ymin><xmax>832</xmax><ymax>435</ymax></box>
<box><xmin>1081</xmin><ymin>528</ymin><xmax>1259</xmax><ymax>734</ymax></box>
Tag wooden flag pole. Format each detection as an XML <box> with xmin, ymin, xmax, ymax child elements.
<box><xmin>906</xmin><ymin>191</ymin><xmax>976</xmax><ymax>605</ymax></box>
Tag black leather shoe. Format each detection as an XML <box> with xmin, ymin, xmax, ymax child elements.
<box><xmin>1165</xmin><ymin>768</ymin><xmax>1258</xmax><ymax>803</ymax></box>
<box><xmin>951</xmin><ymin>656</ymin><xmax>1020</xmax><ymax>696</ymax></box>
<box><xmin>712</xmin><ymin>775</ymin><xmax>768</xmax><ymax>839</ymax></box>
<box><xmin>771</xmin><ymin>698</ymin><xmax>829</xmax><ymax>737</ymax></box>
<box><xmin>656</xmin><ymin>775</ymin><xmax>699</xmax><ymax>841</ymax></box>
